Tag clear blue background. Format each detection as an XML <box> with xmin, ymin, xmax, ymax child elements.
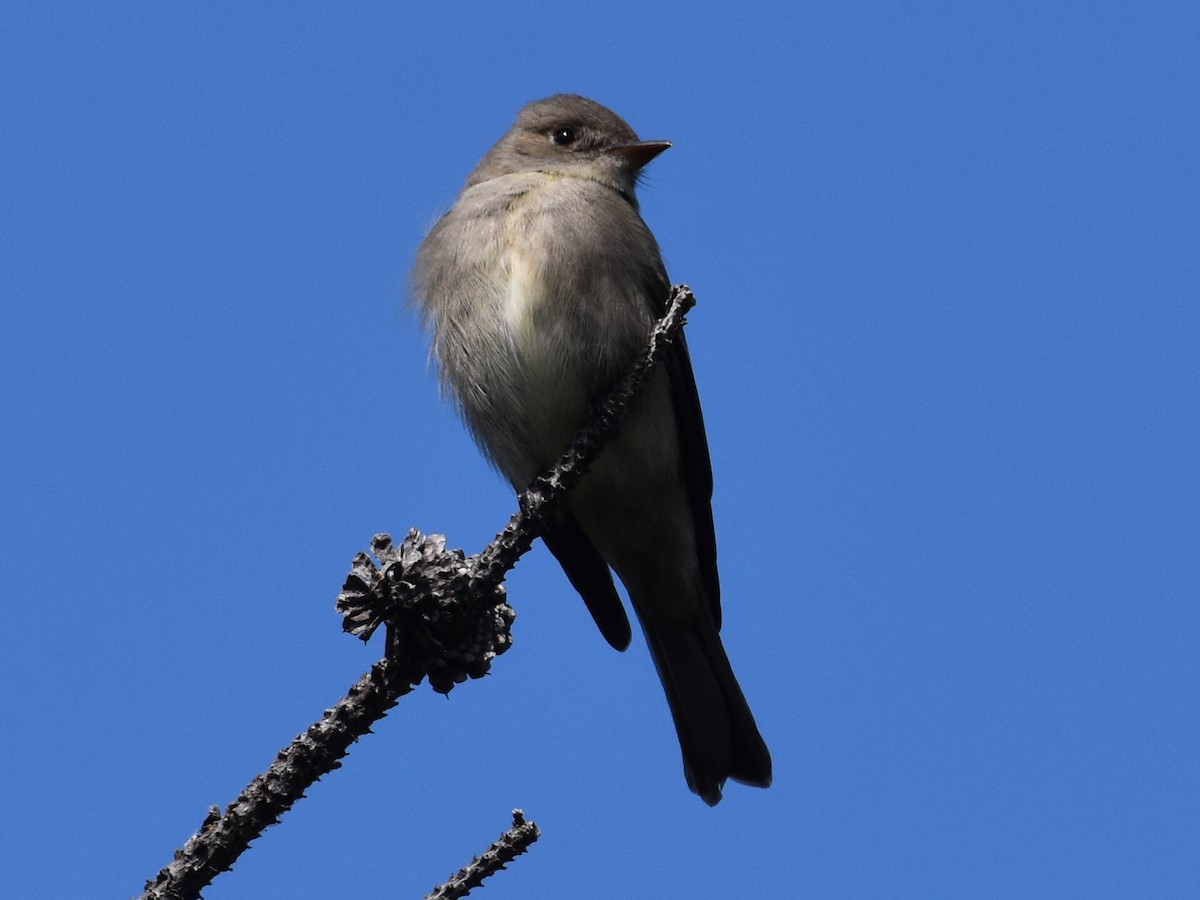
<box><xmin>2</xmin><ymin>4</ymin><xmax>1195</xmax><ymax>898</ymax></box>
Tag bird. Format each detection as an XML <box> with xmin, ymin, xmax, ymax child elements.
<box><xmin>411</xmin><ymin>93</ymin><xmax>771</xmax><ymax>804</ymax></box>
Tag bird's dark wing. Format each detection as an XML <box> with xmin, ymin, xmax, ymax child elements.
<box><xmin>628</xmin><ymin>216</ymin><xmax>722</xmax><ymax>629</ymax></box>
<box><xmin>664</xmin><ymin>333</ymin><xmax>722</xmax><ymax>626</ymax></box>
<box><xmin>543</xmin><ymin>514</ymin><xmax>633</xmax><ymax>650</ymax></box>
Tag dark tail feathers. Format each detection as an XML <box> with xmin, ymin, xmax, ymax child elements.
<box><xmin>643</xmin><ymin>613</ymin><xmax>772</xmax><ymax>805</ymax></box>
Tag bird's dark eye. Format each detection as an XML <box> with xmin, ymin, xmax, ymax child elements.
<box><xmin>551</xmin><ymin>126</ymin><xmax>576</xmax><ymax>146</ymax></box>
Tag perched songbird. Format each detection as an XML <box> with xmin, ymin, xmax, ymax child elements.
<box><xmin>411</xmin><ymin>94</ymin><xmax>771</xmax><ymax>804</ymax></box>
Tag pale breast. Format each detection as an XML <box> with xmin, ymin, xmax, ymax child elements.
<box><xmin>416</xmin><ymin>171</ymin><xmax>658</xmax><ymax>487</ymax></box>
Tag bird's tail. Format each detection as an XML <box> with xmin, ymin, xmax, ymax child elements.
<box><xmin>641</xmin><ymin>611</ymin><xmax>772</xmax><ymax>805</ymax></box>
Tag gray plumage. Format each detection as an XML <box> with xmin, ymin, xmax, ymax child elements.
<box><xmin>412</xmin><ymin>94</ymin><xmax>771</xmax><ymax>804</ymax></box>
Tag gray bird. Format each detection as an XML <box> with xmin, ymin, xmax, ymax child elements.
<box><xmin>411</xmin><ymin>94</ymin><xmax>771</xmax><ymax>804</ymax></box>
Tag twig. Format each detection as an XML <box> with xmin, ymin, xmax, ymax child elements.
<box><xmin>425</xmin><ymin>810</ymin><xmax>541</xmax><ymax>900</ymax></box>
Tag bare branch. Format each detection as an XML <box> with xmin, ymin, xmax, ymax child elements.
<box><xmin>425</xmin><ymin>810</ymin><xmax>541</xmax><ymax>900</ymax></box>
<box><xmin>138</xmin><ymin>285</ymin><xmax>696</xmax><ymax>900</ymax></box>
<box><xmin>139</xmin><ymin>660</ymin><xmax>409</xmax><ymax>899</ymax></box>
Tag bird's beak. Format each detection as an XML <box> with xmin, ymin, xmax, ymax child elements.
<box><xmin>609</xmin><ymin>140</ymin><xmax>672</xmax><ymax>170</ymax></box>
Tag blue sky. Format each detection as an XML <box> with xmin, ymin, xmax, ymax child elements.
<box><xmin>2</xmin><ymin>4</ymin><xmax>1196</xmax><ymax>898</ymax></box>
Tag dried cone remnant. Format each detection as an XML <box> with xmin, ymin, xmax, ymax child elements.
<box><xmin>337</xmin><ymin>531</ymin><xmax>514</xmax><ymax>694</ymax></box>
